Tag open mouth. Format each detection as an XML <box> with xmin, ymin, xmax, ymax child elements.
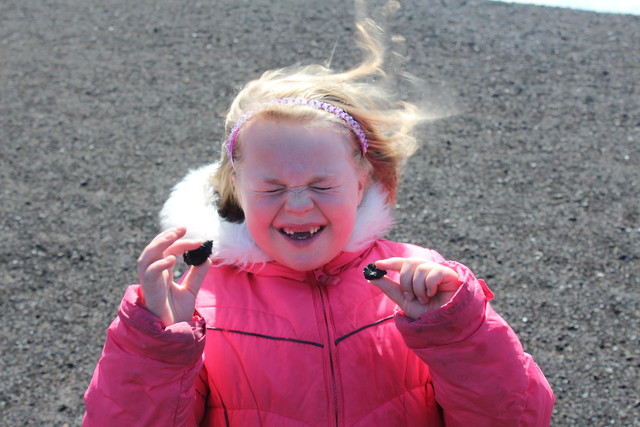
<box><xmin>279</xmin><ymin>226</ymin><xmax>325</xmax><ymax>240</ymax></box>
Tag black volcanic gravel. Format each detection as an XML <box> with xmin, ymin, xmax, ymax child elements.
<box><xmin>1</xmin><ymin>0</ymin><xmax>638</xmax><ymax>425</ymax></box>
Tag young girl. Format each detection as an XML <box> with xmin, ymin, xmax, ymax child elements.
<box><xmin>83</xmin><ymin>18</ymin><xmax>554</xmax><ymax>427</ymax></box>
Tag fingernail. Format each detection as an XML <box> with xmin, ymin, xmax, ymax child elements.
<box><xmin>418</xmin><ymin>297</ymin><xmax>426</xmax><ymax>305</ymax></box>
<box><xmin>403</xmin><ymin>292</ymin><xmax>414</xmax><ymax>301</ymax></box>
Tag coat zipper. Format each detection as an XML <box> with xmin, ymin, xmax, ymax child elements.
<box><xmin>316</xmin><ymin>283</ymin><xmax>340</xmax><ymax>426</ymax></box>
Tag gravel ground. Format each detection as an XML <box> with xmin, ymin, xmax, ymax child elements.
<box><xmin>1</xmin><ymin>0</ymin><xmax>638</xmax><ymax>425</ymax></box>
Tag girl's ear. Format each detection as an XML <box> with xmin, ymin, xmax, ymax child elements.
<box><xmin>356</xmin><ymin>173</ymin><xmax>368</xmax><ymax>207</ymax></box>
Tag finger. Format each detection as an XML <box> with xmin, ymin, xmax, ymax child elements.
<box><xmin>374</xmin><ymin>257</ymin><xmax>411</xmax><ymax>272</ymax></box>
<box><xmin>139</xmin><ymin>255</ymin><xmax>177</xmax><ymax>321</ymax></box>
<box><xmin>180</xmin><ymin>258</ymin><xmax>211</xmax><ymax>297</ymax></box>
<box><xmin>163</xmin><ymin>239</ymin><xmax>206</xmax><ymax>258</ymax></box>
<box><xmin>429</xmin><ymin>266</ymin><xmax>461</xmax><ymax>294</ymax></box>
<box><xmin>424</xmin><ymin>267</ymin><xmax>446</xmax><ymax>298</ymax></box>
<box><xmin>141</xmin><ymin>255</ymin><xmax>177</xmax><ymax>287</ymax></box>
<box><xmin>400</xmin><ymin>260</ymin><xmax>426</xmax><ymax>302</ymax></box>
<box><xmin>150</xmin><ymin>227</ymin><xmax>187</xmax><ymax>250</ymax></box>
<box><xmin>412</xmin><ymin>263</ymin><xmax>431</xmax><ymax>303</ymax></box>
<box><xmin>139</xmin><ymin>255</ymin><xmax>177</xmax><ymax>304</ymax></box>
<box><xmin>368</xmin><ymin>276</ymin><xmax>405</xmax><ymax>307</ymax></box>
<box><xmin>137</xmin><ymin>227</ymin><xmax>187</xmax><ymax>273</ymax></box>
<box><xmin>376</xmin><ymin>257</ymin><xmax>421</xmax><ymax>302</ymax></box>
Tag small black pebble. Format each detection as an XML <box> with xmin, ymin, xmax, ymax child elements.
<box><xmin>363</xmin><ymin>263</ymin><xmax>386</xmax><ymax>280</ymax></box>
<box><xmin>183</xmin><ymin>240</ymin><xmax>213</xmax><ymax>266</ymax></box>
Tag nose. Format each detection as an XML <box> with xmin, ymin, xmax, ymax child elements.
<box><xmin>283</xmin><ymin>187</ymin><xmax>314</xmax><ymax>214</ymax></box>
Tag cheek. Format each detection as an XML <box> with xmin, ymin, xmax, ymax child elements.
<box><xmin>244</xmin><ymin>206</ymin><xmax>273</xmax><ymax>245</ymax></box>
<box><xmin>243</xmin><ymin>198</ymin><xmax>286</xmax><ymax>242</ymax></box>
<box><xmin>244</xmin><ymin>198</ymin><xmax>275</xmax><ymax>222</ymax></box>
<box><xmin>324</xmin><ymin>196</ymin><xmax>359</xmax><ymax>227</ymax></box>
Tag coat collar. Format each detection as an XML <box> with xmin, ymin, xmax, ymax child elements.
<box><xmin>159</xmin><ymin>162</ymin><xmax>394</xmax><ymax>270</ymax></box>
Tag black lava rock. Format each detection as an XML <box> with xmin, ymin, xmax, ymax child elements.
<box><xmin>363</xmin><ymin>263</ymin><xmax>387</xmax><ymax>280</ymax></box>
<box><xmin>183</xmin><ymin>240</ymin><xmax>213</xmax><ymax>266</ymax></box>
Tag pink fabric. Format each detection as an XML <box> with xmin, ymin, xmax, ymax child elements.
<box><xmin>84</xmin><ymin>239</ymin><xmax>554</xmax><ymax>426</ymax></box>
<box><xmin>83</xmin><ymin>286</ymin><xmax>206</xmax><ymax>426</ymax></box>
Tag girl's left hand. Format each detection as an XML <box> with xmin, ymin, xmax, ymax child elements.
<box><xmin>368</xmin><ymin>257</ymin><xmax>462</xmax><ymax>320</ymax></box>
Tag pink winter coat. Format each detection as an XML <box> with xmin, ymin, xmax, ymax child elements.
<box><xmin>83</xmin><ymin>164</ymin><xmax>554</xmax><ymax>426</ymax></box>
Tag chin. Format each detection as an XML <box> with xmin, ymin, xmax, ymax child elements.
<box><xmin>276</xmin><ymin>254</ymin><xmax>335</xmax><ymax>272</ymax></box>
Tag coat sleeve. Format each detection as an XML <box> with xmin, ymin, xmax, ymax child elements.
<box><xmin>83</xmin><ymin>285</ymin><xmax>206</xmax><ymax>427</ymax></box>
<box><xmin>395</xmin><ymin>260</ymin><xmax>554</xmax><ymax>427</ymax></box>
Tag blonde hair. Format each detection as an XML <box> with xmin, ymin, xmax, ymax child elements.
<box><xmin>213</xmin><ymin>16</ymin><xmax>422</xmax><ymax>223</ymax></box>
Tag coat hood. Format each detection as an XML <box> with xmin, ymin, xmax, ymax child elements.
<box><xmin>159</xmin><ymin>162</ymin><xmax>394</xmax><ymax>268</ymax></box>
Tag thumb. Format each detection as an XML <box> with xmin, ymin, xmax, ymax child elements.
<box><xmin>368</xmin><ymin>276</ymin><xmax>405</xmax><ymax>307</ymax></box>
<box><xmin>181</xmin><ymin>258</ymin><xmax>211</xmax><ymax>297</ymax></box>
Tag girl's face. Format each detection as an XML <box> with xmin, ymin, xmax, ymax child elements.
<box><xmin>234</xmin><ymin>118</ymin><xmax>366</xmax><ymax>272</ymax></box>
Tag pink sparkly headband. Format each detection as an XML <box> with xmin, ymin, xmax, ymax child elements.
<box><xmin>225</xmin><ymin>97</ymin><xmax>369</xmax><ymax>168</ymax></box>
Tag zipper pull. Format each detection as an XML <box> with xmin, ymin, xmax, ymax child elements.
<box><xmin>312</xmin><ymin>269</ymin><xmax>341</xmax><ymax>286</ymax></box>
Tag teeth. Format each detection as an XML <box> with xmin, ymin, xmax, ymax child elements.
<box><xmin>280</xmin><ymin>226</ymin><xmax>323</xmax><ymax>240</ymax></box>
<box><xmin>283</xmin><ymin>226</ymin><xmax>320</xmax><ymax>235</ymax></box>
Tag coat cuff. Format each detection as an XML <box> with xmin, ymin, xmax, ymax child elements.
<box><xmin>110</xmin><ymin>285</ymin><xmax>206</xmax><ymax>365</ymax></box>
<box><xmin>395</xmin><ymin>260</ymin><xmax>494</xmax><ymax>348</ymax></box>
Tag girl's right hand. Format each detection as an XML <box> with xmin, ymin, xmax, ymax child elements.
<box><xmin>136</xmin><ymin>227</ymin><xmax>211</xmax><ymax>326</ymax></box>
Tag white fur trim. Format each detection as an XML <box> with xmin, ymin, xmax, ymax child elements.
<box><xmin>159</xmin><ymin>164</ymin><xmax>219</xmax><ymax>241</ymax></box>
<box><xmin>159</xmin><ymin>162</ymin><xmax>393</xmax><ymax>267</ymax></box>
<box><xmin>159</xmin><ymin>164</ymin><xmax>270</xmax><ymax>267</ymax></box>
<box><xmin>344</xmin><ymin>184</ymin><xmax>393</xmax><ymax>252</ymax></box>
